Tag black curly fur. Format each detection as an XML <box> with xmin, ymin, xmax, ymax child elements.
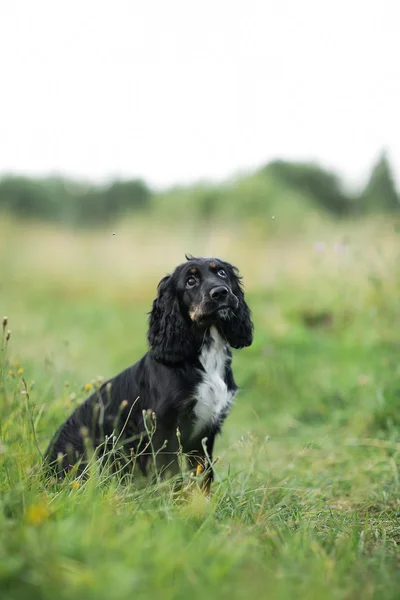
<box><xmin>147</xmin><ymin>275</ymin><xmax>201</xmax><ymax>363</ymax></box>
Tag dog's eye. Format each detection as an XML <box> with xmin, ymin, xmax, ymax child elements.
<box><xmin>217</xmin><ymin>269</ymin><xmax>227</xmax><ymax>278</ymax></box>
<box><xmin>186</xmin><ymin>276</ymin><xmax>197</xmax><ymax>288</ymax></box>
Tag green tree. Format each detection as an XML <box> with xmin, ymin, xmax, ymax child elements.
<box><xmin>361</xmin><ymin>151</ymin><xmax>399</xmax><ymax>212</ymax></box>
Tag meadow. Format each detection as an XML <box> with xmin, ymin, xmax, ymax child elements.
<box><xmin>1</xmin><ymin>212</ymin><xmax>400</xmax><ymax>600</ymax></box>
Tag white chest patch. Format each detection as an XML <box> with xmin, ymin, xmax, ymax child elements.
<box><xmin>192</xmin><ymin>326</ymin><xmax>236</xmax><ymax>438</ymax></box>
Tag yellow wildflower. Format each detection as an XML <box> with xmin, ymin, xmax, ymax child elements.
<box><xmin>17</xmin><ymin>368</ymin><xmax>24</xmax><ymax>375</ymax></box>
<box><xmin>8</xmin><ymin>370</ymin><xmax>14</xmax><ymax>376</ymax></box>
<box><xmin>71</xmin><ymin>481</ymin><xmax>80</xmax><ymax>490</ymax></box>
<box><xmin>26</xmin><ymin>502</ymin><xmax>50</xmax><ymax>525</ymax></box>
<box><xmin>85</xmin><ymin>383</ymin><xmax>92</xmax><ymax>391</ymax></box>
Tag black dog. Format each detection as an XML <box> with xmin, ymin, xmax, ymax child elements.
<box><xmin>44</xmin><ymin>256</ymin><xmax>253</xmax><ymax>491</ymax></box>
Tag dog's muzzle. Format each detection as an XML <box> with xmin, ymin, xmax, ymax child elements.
<box><xmin>189</xmin><ymin>289</ymin><xmax>238</xmax><ymax>323</ymax></box>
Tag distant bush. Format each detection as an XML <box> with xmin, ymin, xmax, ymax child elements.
<box><xmin>152</xmin><ymin>174</ymin><xmax>317</xmax><ymax>234</ymax></box>
<box><xmin>153</xmin><ymin>184</ymin><xmax>222</xmax><ymax>223</ymax></box>
<box><xmin>0</xmin><ymin>176</ymin><xmax>151</xmax><ymax>225</ymax></box>
<box><xmin>263</xmin><ymin>160</ymin><xmax>353</xmax><ymax>216</ymax></box>
<box><xmin>0</xmin><ymin>177</ymin><xmax>59</xmax><ymax>220</ymax></box>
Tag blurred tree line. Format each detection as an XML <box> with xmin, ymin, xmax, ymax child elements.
<box><xmin>0</xmin><ymin>151</ymin><xmax>398</xmax><ymax>226</ymax></box>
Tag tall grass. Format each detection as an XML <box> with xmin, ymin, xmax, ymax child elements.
<box><xmin>1</xmin><ymin>215</ymin><xmax>400</xmax><ymax>599</ymax></box>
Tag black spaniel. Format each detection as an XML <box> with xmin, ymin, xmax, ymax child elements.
<box><xmin>44</xmin><ymin>256</ymin><xmax>253</xmax><ymax>491</ymax></box>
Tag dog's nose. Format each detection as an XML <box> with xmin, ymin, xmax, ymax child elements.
<box><xmin>210</xmin><ymin>286</ymin><xmax>229</xmax><ymax>301</ymax></box>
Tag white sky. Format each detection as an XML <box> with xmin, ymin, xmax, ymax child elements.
<box><xmin>1</xmin><ymin>0</ymin><xmax>399</xmax><ymax>190</ymax></box>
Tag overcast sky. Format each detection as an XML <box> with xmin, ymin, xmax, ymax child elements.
<box><xmin>1</xmin><ymin>0</ymin><xmax>399</xmax><ymax>189</ymax></box>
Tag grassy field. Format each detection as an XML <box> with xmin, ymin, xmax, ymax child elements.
<box><xmin>1</xmin><ymin>214</ymin><xmax>400</xmax><ymax>600</ymax></box>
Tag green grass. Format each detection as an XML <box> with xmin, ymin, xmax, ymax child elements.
<box><xmin>1</xmin><ymin>216</ymin><xmax>400</xmax><ymax>600</ymax></box>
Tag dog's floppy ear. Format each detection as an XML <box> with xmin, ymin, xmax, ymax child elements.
<box><xmin>148</xmin><ymin>274</ymin><xmax>196</xmax><ymax>363</ymax></box>
<box><xmin>219</xmin><ymin>264</ymin><xmax>253</xmax><ymax>349</ymax></box>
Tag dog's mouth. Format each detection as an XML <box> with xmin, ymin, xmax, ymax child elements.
<box><xmin>215</xmin><ymin>306</ymin><xmax>233</xmax><ymax>320</ymax></box>
<box><xmin>189</xmin><ymin>300</ymin><xmax>238</xmax><ymax>324</ymax></box>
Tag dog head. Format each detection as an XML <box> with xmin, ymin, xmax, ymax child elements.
<box><xmin>148</xmin><ymin>256</ymin><xmax>253</xmax><ymax>363</ymax></box>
